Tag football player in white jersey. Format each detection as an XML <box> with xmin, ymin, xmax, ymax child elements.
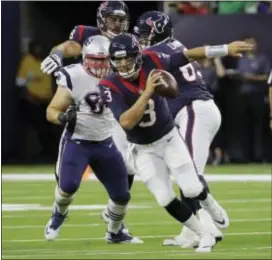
<box><xmin>44</xmin><ymin>35</ymin><xmax>142</xmax><ymax>244</ymax></box>
<box><xmin>40</xmin><ymin>0</ymin><xmax>135</xmax><ymax>226</ymax></box>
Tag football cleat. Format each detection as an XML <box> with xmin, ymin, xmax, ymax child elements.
<box><xmin>195</xmin><ymin>232</ymin><xmax>216</xmax><ymax>253</ymax></box>
<box><xmin>200</xmin><ymin>194</ymin><xmax>230</xmax><ymax>229</ymax></box>
<box><xmin>44</xmin><ymin>212</ymin><xmax>67</xmax><ymax>241</ymax></box>
<box><xmin>106</xmin><ymin>230</ymin><xmax>143</xmax><ymax>244</ymax></box>
<box><xmin>198</xmin><ymin>208</ymin><xmax>223</xmax><ymax>242</ymax></box>
<box><xmin>101</xmin><ymin>208</ymin><xmax>130</xmax><ymax>234</ymax></box>
<box><xmin>162</xmin><ymin>226</ymin><xmax>199</xmax><ymax>248</ymax></box>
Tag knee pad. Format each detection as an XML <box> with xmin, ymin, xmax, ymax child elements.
<box><xmin>111</xmin><ymin>191</ymin><xmax>131</xmax><ymax>205</ymax></box>
<box><xmin>59</xmin><ymin>179</ymin><xmax>81</xmax><ymax>195</ymax></box>
<box><xmin>154</xmin><ymin>189</ymin><xmax>176</xmax><ymax>207</ymax></box>
<box><xmin>181</xmin><ymin>179</ymin><xmax>204</xmax><ymax>198</ymax></box>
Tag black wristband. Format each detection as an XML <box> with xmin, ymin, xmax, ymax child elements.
<box><xmin>58</xmin><ymin>112</ymin><xmax>67</xmax><ymax>125</ymax></box>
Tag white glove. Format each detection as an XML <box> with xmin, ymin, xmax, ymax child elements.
<box><xmin>41</xmin><ymin>52</ymin><xmax>62</xmax><ymax>74</ymax></box>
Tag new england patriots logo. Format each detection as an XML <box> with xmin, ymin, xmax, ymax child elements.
<box><xmin>145</xmin><ymin>13</ymin><xmax>169</xmax><ymax>34</ymax></box>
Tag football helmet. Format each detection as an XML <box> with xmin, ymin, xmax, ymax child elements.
<box><xmin>134</xmin><ymin>11</ymin><xmax>173</xmax><ymax>48</ymax></box>
<box><xmin>97</xmin><ymin>1</ymin><xmax>130</xmax><ymax>39</ymax></box>
<box><xmin>82</xmin><ymin>35</ymin><xmax>110</xmax><ymax>79</ymax></box>
<box><xmin>109</xmin><ymin>33</ymin><xmax>142</xmax><ymax>79</ymax></box>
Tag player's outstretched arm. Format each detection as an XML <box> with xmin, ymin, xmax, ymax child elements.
<box><xmin>183</xmin><ymin>41</ymin><xmax>253</xmax><ymax>61</ymax></box>
<box><xmin>119</xmin><ymin>71</ymin><xmax>162</xmax><ymax>130</ymax></box>
<box><xmin>41</xmin><ymin>40</ymin><xmax>82</xmax><ymax>75</ymax></box>
<box><xmin>50</xmin><ymin>40</ymin><xmax>82</xmax><ymax>58</ymax></box>
<box><xmin>46</xmin><ymin>87</ymin><xmax>73</xmax><ymax>125</ymax></box>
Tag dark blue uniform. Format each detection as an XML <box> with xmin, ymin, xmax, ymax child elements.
<box><xmin>147</xmin><ymin>39</ymin><xmax>213</xmax><ymax>118</ymax></box>
<box><xmin>69</xmin><ymin>25</ymin><xmax>101</xmax><ymax>46</ymax></box>
<box><xmin>99</xmin><ymin>51</ymin><xmax>189</xmax><ymax>145</ymax></box>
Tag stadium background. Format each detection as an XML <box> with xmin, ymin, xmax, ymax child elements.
<box><xmin>1</xmin><ymin>1</ymin><xmax>272</xmax><ymax>259</ymax></box>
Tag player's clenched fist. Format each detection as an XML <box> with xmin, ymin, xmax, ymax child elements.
<box><xmin>144</xmin><ymin>70</ymin><xmax>162</xmax><ymax>95</ymax></box>
<box><xmin>41</xmin><ymin>52</ymin><xmax>63</xmax><ymax>74</ymax></box>
<box><xmin>227</xmin><ymin>41</ymin><xmax>253</xmax><ymax>57</ymax></box>
<box><xmin>58</xmin><ymin>105</ymin><xmax>77</xmax><ymax>125</ymax></box>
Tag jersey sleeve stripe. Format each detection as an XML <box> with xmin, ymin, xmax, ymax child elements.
<box><xmin>100</xmin><ymin>79</ymin><xmax>122</xmax><ymax>95</ymax></box>
<box><xmin>78</xmin><ymin>25</ymin><xmax>85</xmax><ymax>42</ymax></box>
<box><xmin>59</xmin><ymin>68</ymin><xmax>73</xmax><ymax>90</ymax></box>
<box><xmin>146</xmin><ymin>52</ymin><xmax>163</xmax><ymax>70</ymax></box>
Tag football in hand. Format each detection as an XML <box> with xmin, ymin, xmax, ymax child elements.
<box><xmin>152</xmin><ymin>69</ymin><xmax>178</xmax><ymax>98</ymax></box>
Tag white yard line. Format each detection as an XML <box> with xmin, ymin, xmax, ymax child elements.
<box><xmin>2</xmin><ymin>218</ymin><xmax>271</xmax><ymax>230</ymax></box>
<box><xmin>2</xmin><ymin>246</ymin><xmax>272</xmax><ymax>259</ymax></box>
<box><xmin>2</xmin><ymin>173</ymin><xmax>272</xmax><ymax>182</ymax></box>
<box><xmin>2</xmin><ymin>207</ymin><xmax>271</xmax><ymax>219</ymax></box>
<box><xmin>3</xmin><ymin>231</ymin><xmax>271</xmax><ymax>243</ymax></box>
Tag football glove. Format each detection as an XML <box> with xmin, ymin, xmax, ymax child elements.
<box><xmin>41</xmin><ymin>51</ymin><xmax>63</xmax><ymax>74</ymax></box>
<box><xmin>58</xmin><ymin>104</ymin><xmax>77</xmax><ymax>125</ymax></box>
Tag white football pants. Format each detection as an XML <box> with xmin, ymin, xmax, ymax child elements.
<box><xmin>127</xmin><ymin>128</ymin><xmax>204</xmax><ymax>207</ymax></box>
<box><xmin>112</xmin><ymin>123</ymin><xmax>135</xmax><ymax>175</ymax></box>
<box><xmin>175</xmin><ymin>100</ymin><xmax>221</xmax><ymax>175</ymax></box>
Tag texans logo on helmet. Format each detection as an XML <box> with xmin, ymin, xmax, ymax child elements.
<box><xmin>146</xmin><ymin>13</ymin><xmax>169</xmax><ymax>34</ymax></box>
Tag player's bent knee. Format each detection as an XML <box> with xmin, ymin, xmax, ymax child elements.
<box><xmin>111</xmin><ymin>192</ymin><xmax>131</xmax><ymax>205</ymax></box>
<box><xmin>155</xmin><ymin>190</ymin><xmax>176</xmax><ymax>207</ymax></box>
<box><xmin>59</xmin><ymin>181</ymin><xmax>80</xmax><ymax>195</ymax></box>
<box><xmin>181</xmin><ymin>181</ymin><xmax>203</xmax><ymax>198</ymax></box>
<box><xmin>58</xmin><ymin>188</ymin><xmax>72</xmax><ymax>197</ymax></box>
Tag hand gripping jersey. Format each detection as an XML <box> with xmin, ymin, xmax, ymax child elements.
<box><xmin>56</xmin><ymin>63</ymin><xmax>115</xmax><ymax>141</ymax></box>
<box><xmin>146</xmin><ymin>39</ymin><xmax>213</xmax><ymax>118</ymax></box>
<box><xmin>99</xmin><ymin>51</ymin><xmax>190</xmax><ymax>145</ymax></box>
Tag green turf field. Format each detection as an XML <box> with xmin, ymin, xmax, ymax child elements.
<box><xmin>2</xmin><ymin>163</ymin><xmax>272</xmax><ymax>174</ymax></box>
<box><xmin>2</xmin><ymin>164</ymin><xmax>272</xmax><ymax>259</ymax></box>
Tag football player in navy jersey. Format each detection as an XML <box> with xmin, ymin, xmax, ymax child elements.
<box><xmin>41</xmin><ymin>1</ymin><xmax>130</xmax><ymax>74</ymax></box>
<box><xmin>134</xmin><ymin>10</ymin><xmax>223</xmax><ymax>248</ymax></box>
<box><xmin>98</xmin><ymin>33</ymin><xmax>252</xmax><ymax>252</ymax></box>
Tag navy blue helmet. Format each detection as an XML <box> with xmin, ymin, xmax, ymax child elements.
<box><xmin>109</xmin><ymin>33</ymin><xmax>142</xmax><ymax>79</ymax></box>
<box><xmin>133</xmin><ymin>11</ymin><xmax>173</xmax><ymax>48</ymax></box>
<box><xmin>97</xmin><ymin>1</ymin><xmax>130</xmax><ymax>39</ymax></box>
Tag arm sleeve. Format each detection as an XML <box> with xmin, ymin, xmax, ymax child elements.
<box><xmin>145</xmin><ymin>51</ymin><xmax>189</xmax><ymax>71</ymax></box>
<box><xmin>69</xmin><ymin>25</ymin><xmax>86</xmax><ymax>46</ymax></box>
<box><xmin>108</xmin><ymin>91</ymin><xmax>129</xmax><ymax>121</ymax></box>
<box><xmin>99</xmin><ymin>83</ymin><xmax>129</xmax><ymax>121</ymax></box>
<box><xmin>54</xmin><ymin>68</ymin><xmax>73</xmax><ymax>91</ymax></box>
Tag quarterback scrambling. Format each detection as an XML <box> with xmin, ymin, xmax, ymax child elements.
<box><xmin>98</xmin><ymin>33</ymin><xmax>251</xmax><ymax>252</ymax></box>
<box><xmin>44</xmin><ymin>35</ymin><xmax>142</xmax><ymax>244</ymax></box>
<box><xmin>134</xmin><ymin>10</ymin><xmax>224</xmax><ymax>248</ymax></box>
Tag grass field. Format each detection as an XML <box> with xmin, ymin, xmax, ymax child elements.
<box><xmin>2</xmin><ymin>164</ymin><xmax>272</xmax><ymax>259</ymax></box>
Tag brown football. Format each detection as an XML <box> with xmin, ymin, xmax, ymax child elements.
<box><xmin>152</xmin><ymin>69</ymin><xmax>179</xmax><ymax>98</ymax></box>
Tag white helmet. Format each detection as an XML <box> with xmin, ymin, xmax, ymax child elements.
<box><xmin>82</xmin><ymin>35</ymin><xmax>111</xmax><ymax>79</ymax></box>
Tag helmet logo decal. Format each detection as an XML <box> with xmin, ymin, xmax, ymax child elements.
<box><xmin>146</xmin><ymin>13</ymin><xmax>169</xmax><ymax>34</ymax></box>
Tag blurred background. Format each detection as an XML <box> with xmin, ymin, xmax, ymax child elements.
<box><xmin>2</xmin><ymin>1</ymin><xmax>272</xmax><ymax>166</ymax></box>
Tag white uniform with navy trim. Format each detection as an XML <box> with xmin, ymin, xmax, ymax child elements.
<box><xmin>55</xmin><ymin>63</ymin><xmax>115</xmax><ymax>141</ymax></box>
<box><xmin>175</xmin><ymin>100</ymin><xmax>221</xmax><ymax>175</ymax></box>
